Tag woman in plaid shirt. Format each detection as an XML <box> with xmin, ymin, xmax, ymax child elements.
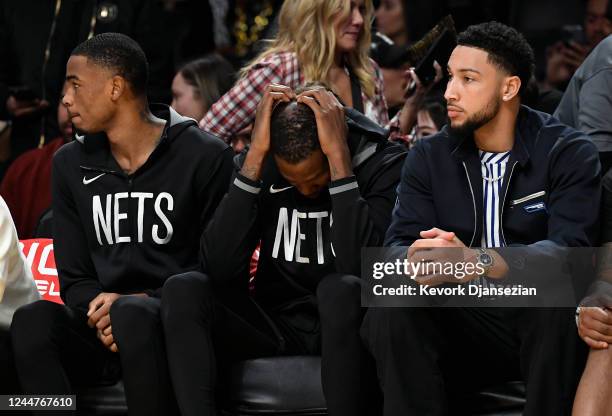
<box><xmin>200</xmin><ymin>0</ymin><xmax>411</xmax><ymax>143</ymax></box>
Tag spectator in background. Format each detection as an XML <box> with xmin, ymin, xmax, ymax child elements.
<box><xmin>201</xmin><ymin>0</ymin><xmax>415</xmax><ymax>144</ymax></box>
<box><xmin>0</xmin><ymin>0</ymin><xmax>175</xmax><ymax>178</ymax></box>
<box><xmin>171</xmin><ymin>54</ymin><xmax>235</xmax><ymax>122</ymax></box>
<box><xmin>1</xmin><ymin>97</ymin><xmax>72</xmax><ymax>239</ymax></box>
<box><xmin>555</xmin><ymin>35</ymin><xmax>612</xmax><ymax>174</ymax></box>
<box><xmin>369</xmin><ymin>32</ymin><xmax>412</xmax><ymax>118</ymax></box>
<box><xmin>543</xmin><ymin>0</ymin><xmax>611</xmax><ymax>91</ymax></box>
<box><xmin>374</xmin><ymin>0</ymin><xmax>448</xmax><ymax>47</ymax></box>
<box><xmin>413</xmin><ymin>93</ymin><xmax>446</xmax><ymax>142</ymax></box>
<box><xmin>585</xmin><ymin>0</ymin><xmax>612</xmax><ymax>47</ymax></box>
<box><xmin>573</xmin><ymin>170</ymin><xmax>612</xmax><ymax>416</ymax></box>
<box><xmin>172</xmin><ymin>54</ymin><xmax>251</xmax><ymax>152</ymax></box>
<box><xmin>369</xmin><ymin>32</ymin><xmax>443</xmax><ymax>145</ymax></box>
<box><xmin>375</xmin><ymin>0</ymin><xmax>411</xmax><ymax>47</ymax></box>
<box><xmin>227</xmin><ymin>124</ymin><xmax>252</xmax><ymax>154</ymax></box>
<box><xmin>0</xmin><ymin>195</ymin><xmax>39</xmax><ymax>394</ymax></box>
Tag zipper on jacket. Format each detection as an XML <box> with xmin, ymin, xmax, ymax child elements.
<box><xmin>127</xmin><ymin>176</ymin><xmax>134</xmax><ymax>243</ymax></box>
<box><xmin>500</xmin><ymin>161</ymin><xmax>518</xmax><ymax>246</ymax></box>
<box><xmin>462</xmin><ymin>162</ymin><xmax>477</xmax><ymax>248</ymax></box>
<box><xmin>80</xmin><ymin>165</ymin><xmax>120</xmax><ymax>176</ymax></box>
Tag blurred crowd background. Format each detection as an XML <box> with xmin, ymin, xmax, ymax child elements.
<box><xmin>0</xmin><ymin>0</ymin><xmax>610</xmax><ymax>239</ymax></box>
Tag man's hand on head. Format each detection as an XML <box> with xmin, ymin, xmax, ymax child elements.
<box><xmin>241</xmin><ymin>84</ymin><xmax>295</xmax><ymax>181</ymax></box>
<box><xmin>297</xmin><ymin>89</ymin><xmax>352</xmax><ymax>180</ymax></box>
<box><xmin>296</xmin><ymin>88</ymin><xmax>348</xmax><ymax>157</ymax></box>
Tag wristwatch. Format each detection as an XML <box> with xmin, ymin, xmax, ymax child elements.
<box><xmin>575</xmin><ymin>306</ymin><xmax>581</xmax><ymax>327</ymax></box>
<box><xmin>476</xmin><ymin>248</ymin><xmax>494</xmax><ymax>275</ymax></box>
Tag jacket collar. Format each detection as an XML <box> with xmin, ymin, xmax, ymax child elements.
<box><xmin>345</xmin><ymin>107</ymin><xmax>389</xmax><ymax>168</ymax></box>
<box><xmin>79</xmin><ymin>104</ymin><xmax>195</xmax><ymax>173</ymax></box>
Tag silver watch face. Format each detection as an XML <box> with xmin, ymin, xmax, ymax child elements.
<box><xmin>478</xmin><ymin>252</ymin><xmax>493</xmax><ymax>267</ymax></box>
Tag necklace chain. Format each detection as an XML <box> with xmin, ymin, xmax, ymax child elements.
<box><xmin>483</xmin><ymin>174</ymin><xmax>504</xmax><ymax>182</ymax></box>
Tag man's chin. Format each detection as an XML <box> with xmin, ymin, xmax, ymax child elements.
<box><xmin>74</xmin><ymin>125</ymin><xmax>101</xmax><ymax>135</ymax></box>
<box><xmin>448</xmin><ymin>120</ymin><xmax>474</xmax><ymax>138</ymax></box>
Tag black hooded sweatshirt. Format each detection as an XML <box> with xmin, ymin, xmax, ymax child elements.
<box><xmin>202</xmin><ymin>108</ymin><xmax>407</xmax><ymax>309</ymax></box>
<box><xmin>53</xmin><ymin>104</ymin><xmax>233</xmax><ymax>311</ymax></box>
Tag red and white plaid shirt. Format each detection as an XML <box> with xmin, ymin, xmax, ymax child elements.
<box><xmin>200</xmin><ymin>51</ymin><xmax>407</xmax><ymax>143</ymax></box>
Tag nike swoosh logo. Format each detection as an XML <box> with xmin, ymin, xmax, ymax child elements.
<box><xmin>269</xmin><ymin>184</ymin><xmax>293</xmax><ymax>194</ymax></box>
<box><xmin>83</xmin><ymin>173</ymin><xmax>106</xmax><ymax>185</ymax></box>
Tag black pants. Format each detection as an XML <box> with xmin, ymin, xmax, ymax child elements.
<box><xmin>317</xmin><ymin>274</ymin><xmax>380</xmax><ymax>416</ymax></box>
<box><xmin>0</xmin><ymin>328</ymin><xmax>19</xmax><ymax>393</ymax></box>
<box><xmin>10</xmin><ymin>298</ymin><xmax>177</xmax><ymax>416</ymax></box>
<box><xmin>361</xmin><ymin>307</ymin><xmax>586</xmax><ymax>416</ymax></box>
<box><xmin>1</xmin><ymin>329</ymin><xmax>25</xmax><ymax>416</ymax></box>
<box><xmin>599</xmin><ymin>151</ymin><xmax>612</xmax><ymax>176</ymax></box>
<box><xmin>161</xmin><ymin>271</ymin><xmax>374</xmax><ymax>416</ymax></box>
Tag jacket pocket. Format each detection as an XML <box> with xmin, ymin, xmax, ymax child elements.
<box><xmin>509</xmin><ymin>190</ymin><xmax>546</xmax><ymax>207</ymax></box>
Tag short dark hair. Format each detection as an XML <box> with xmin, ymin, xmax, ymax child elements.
<box><xmin>270</xmin><ymin>101</ymin><xmax>320</xmax><ymax>164</ymax></box>
<box><xmin>71</xmin><ymin>33</ymin><xmax>149</xmax><ymax>97</ymax></box>
<box><xmin>457</xmin><ymin>22</ymin><xmax>535</xmax><ymax>96</ymax></box>
<box><xmin>418</xmin><ymin>93</ymin><xmax>447</xmax><ymax>130</ymax></box>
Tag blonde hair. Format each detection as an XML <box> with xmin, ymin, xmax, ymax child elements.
<box><xmin>240</xmin><ymin>0</ymin><xmax>376</xmax><ymax>99</ymax></box>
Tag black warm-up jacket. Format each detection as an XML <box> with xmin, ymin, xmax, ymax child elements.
<box><xmin>202</xmin><ymin>109</ymin><xmax>407</xmax><ymax>309</ymax></box>
<box><xmin>53</xmin><ymin>105</ymin><xmax>233</xmax><ymax>312</ymax></box>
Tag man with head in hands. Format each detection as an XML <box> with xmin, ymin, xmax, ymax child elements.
<box><xmin>360</xmin><ymin>22</ymin><xmax>601</xmax><ymax>415</ymax></box>
<box><xmin>160</xmin><ymin>83</ymin><xmax>406</xmax><ymax>416</ymax></box>
<box><xmin>10</xmin><ymin>33</ymin><xmax>233</xmax><ymax>416</ymax></box>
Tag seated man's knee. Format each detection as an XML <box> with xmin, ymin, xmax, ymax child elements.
<box><xmin>11</xmin><ymin>300</ymin><xmax>68</xmax><ymax>357</ymax></box>
<box><xmin>161</xmin><ymin>271</ymin><xmax>213</xmax><ymax>317</ymax></box>
<box><xmin>360</xmin><ymin>308</ymin><xmax>422</xmax><ymax>347</ymax></box>
<box><xmin>110</xmin><ymin>296</ymin><xmax>159</xmax><ymax>346</ymax></box>
<box><xmin>162</xmin><ymin>271</ymin><xmax>213</xmax><ymax>303</ymax></box>
<box><xmin>317</xmin><ymin>274</ymin><xmax>362</xmax><ymax>327</ymax></box>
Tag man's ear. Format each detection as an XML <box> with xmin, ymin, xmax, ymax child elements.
<box><xmin>110</xmin><ymin>76</ymin><xmax>126</xmax><ymax>102</ymax></box>
<box><xmin>502</xmin><ymin>75</ymin><xmax>521</xmax><ymax>102</ymax></box>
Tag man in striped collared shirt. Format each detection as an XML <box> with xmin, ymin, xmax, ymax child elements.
<box><xmin>363</xmin><ymin>22</ymin><xmax>601</xmax><ymax>416</ymax></box>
